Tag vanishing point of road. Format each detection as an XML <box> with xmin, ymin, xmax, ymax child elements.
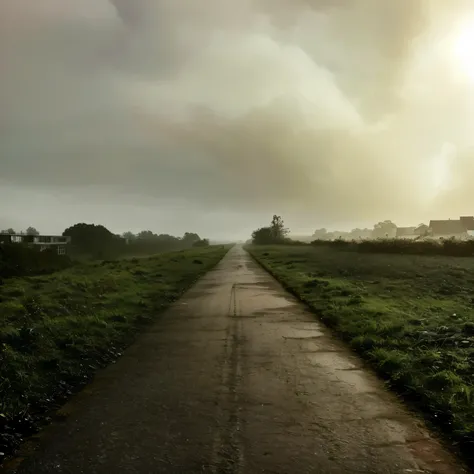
<box><xmin>5</xmin><ymin>246</ymin><xmax>466</xmax><ymax>473</ymax></box>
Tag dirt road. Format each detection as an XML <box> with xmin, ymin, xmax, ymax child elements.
<box><xmin>6</xmin><ymin>246</ymin><xmax>465</xmax><ymax>473</ymax></box>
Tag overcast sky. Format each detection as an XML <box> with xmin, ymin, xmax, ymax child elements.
<box><xmin>1</xmin><ymin>0</ymin><xmax>474</xmax><ymax>239</ymax></box>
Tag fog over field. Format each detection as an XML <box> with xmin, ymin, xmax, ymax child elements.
<box><xmin>1</xmin><ymin>1</ymin><xmax>474</xmax><ymax>239</ymax></box>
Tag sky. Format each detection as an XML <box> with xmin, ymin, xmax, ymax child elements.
<box><xmin>1</xmin><ymin>0</ymin><xmax>474</xmax><ymax>240</ymax></box>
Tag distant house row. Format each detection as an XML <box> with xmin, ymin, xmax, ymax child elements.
<box><xmin>396</xmin><ymin>216</ymin><xmax>474</xmax><ymax>240</ymax></box>
<box><xmin>0</xmin><ymin>233</ymin><xmax>71</xmax><ymax>255</ymax></box>
<box><xmin>395</xmin><ymin>224</ymin><xmax>429</xmax><ymax>240</ymax></box>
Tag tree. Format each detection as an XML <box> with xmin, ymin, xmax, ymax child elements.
<box><xmin>251</xmin><ymin>227</ymin><xmax>274</xmax><ymax>245</ymax></box>
<box><xmin>26</xmin><ymin>227</ymin><xmax>40</xmax><ymax>236</ymax></box>
<box><xmin>1</xmin><ymin>228</ymin><xmax>15</xmax><ymax>234</ymax></box>
<box><xmin>63</xmin><ymin>223</ymin><xmax>125</xmax><ymax>259</ymax></box>
<box><xmin>251</xmin><ymin>215</ymin><xmax>290</xmax><ymax>245</ymax></box>
<box><xmin>312</xmin><ymin>228</ymin><xmax>328</xmax><ymax>240</ymax></box>
<box><xmin>122</xmin><ymin>231</ymin><xmax>136</xmax><ymax>241</ymax></box>
<box><xmin>270</xmin><ymin>215</ymin><xmax>289</xmax><ymax>241</ymax></box>
<box><xmin>123</xmin><ymin>230</ymin><xmax>202</xmax><ymax>255</ymax></box>
<box><xmin>192</xmin><ymin>238</ymin><xmax>210</xmax><ymax>247</ymax></box>
<box><xmin>373</xmin><ymin>220</ymin><xmax>397</xmax><ymax>239</ymax></box>
<box><xmin>137</xmin><ymin>230</ymin><xmax>156</xmax><ymax>240</ymax></box>
<box><xmin>350</xmin><ymin>228</ymin><xmax>361</xmax><ymax>240</ymax></box>
<box><xmin>182</xmin><ymin>232</ymin><xmax>201</xmax><ymax>245</ymax></box>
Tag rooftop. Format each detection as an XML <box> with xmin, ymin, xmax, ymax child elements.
<box><xmin>429</xmin><ymin>220</ymin><xmax>467</xmax><ymax>235</ymax></box>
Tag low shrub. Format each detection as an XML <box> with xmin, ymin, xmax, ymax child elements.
<box><xmin>0</xmin><ymin>244</ymin><xmax>72</xmax><ymax>278</ymax></box>
<box><xmin>310</xmin><ymin>237</ymin><xmax>474</xmax><ymax>257</ymax></box>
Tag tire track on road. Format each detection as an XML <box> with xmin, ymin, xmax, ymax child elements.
<box><xmin>210</xmin><ymin>283</ymin><xmax>245</xmax><ymax>474</ymax></box>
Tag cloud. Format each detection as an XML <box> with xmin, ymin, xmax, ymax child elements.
<box><xmin>1</xmin><ymin>0</ymin><xmax>474</xmax><ymax>236</ymax></box>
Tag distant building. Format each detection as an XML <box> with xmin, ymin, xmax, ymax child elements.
<box><xmin>460</xmin><ymin>216</ymin><xmax>474</xmax><ymax>237</ymax></box>
<box><xmin>395</xmin><ymin>227</ymin><xmax>417</xmax><ymax>239</ymax></box>
<box><xmin>0</xmin><ymin>233</ymin><xmax>71</xmax><ymax>255</ymax></box>
<box><xmin>414</xmin><ymin>224</ymin><xmax>429</xmax><ymax>236</ymax></box>
<box><xmin>395</xmin><ymin>224</ymin><xmax>429</xmax><ymax>240</ymax></box>
<box><xmin>428</xmin><ymin>219</ymin><xmax>470</xmax><ymax>240</ymax></box>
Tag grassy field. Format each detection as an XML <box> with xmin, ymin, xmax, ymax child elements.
<box><xmin>0</xmin><ymin>245</ymin><xmax>229</xmax><ymax>460</ymax></box>
<box><xmin>248</xmin><ymin>244</ymin><xmax>474</xmax><ymax>462</ymax></box>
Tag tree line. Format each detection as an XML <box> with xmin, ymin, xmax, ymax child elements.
<box><xmin>1</xmin><ymin>223</ymin><xmax>209</xmax><ymax>260</ymax></box>
<box><xmin>251</xmin><ymin>217</ymin><xmax>430</xmax><ymax>245</ymax></box>
<box><xmin>1</xmin><ymin>227</ymin><xmax>40</xmax><ymax>236</ymax></box>
<box><xmin>312</xmin><ymin>220</ymin><xmax>428</xmax><ymax>241</ymax></box>
<box><xmin>63</xmin><ymin>224</ymin><xmax>209</xmax><ymax>259</ymax></box>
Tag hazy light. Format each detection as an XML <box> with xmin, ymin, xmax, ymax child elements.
<box><xmin>453</xmin><ymin>17</ymin><xmax>474</xmax><ymax>82</ymax></box>
<box><xmin>431</xmin><ymin>143</ymin><xmax>456</xmax><ymax>193</ymax></box>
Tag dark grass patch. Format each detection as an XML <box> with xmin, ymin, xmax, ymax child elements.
<box><xmin>0</xmin><ymin>245</ymin><xmax>230</xmax><ymax>464</ymax></box>
<box><xmin>0</xmin><ymin>244</ymin><xmax>73</xmax><ymax>278</ymax></box>
<box><xmin>247</xmin><ymin>244</ymin><xmax>474</xmax><ymax>468</ymax></box>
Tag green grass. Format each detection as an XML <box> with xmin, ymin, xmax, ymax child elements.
<box><xmin>0</xmin><ymin>245</ymin><xmax>229</xmax><ymax>457</ymax></box>
<box><xmin>248</xmin><ymin>244</ymin><xmax>474</xmax><ymax>463</ymax></box>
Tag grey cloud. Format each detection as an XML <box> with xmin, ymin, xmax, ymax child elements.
<box><xmin>2</xmin><ymin>98</ymin><xmax>416</xmax><ymax>222</ymax></box>
<box><xmin>1</xmin><ymin>0</ymin><xmax>474</xmax><ymax>237</ymax></box>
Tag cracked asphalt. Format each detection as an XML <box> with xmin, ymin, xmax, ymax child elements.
<box><xmin>4</xmin><ymin>245</ymin><xmax>465</xmax><ymax>473</ymax></box>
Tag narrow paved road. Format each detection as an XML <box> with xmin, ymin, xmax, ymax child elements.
<box><xmin>6</xmin><ymin>246</ymin><xmax>464</xmax><ymax>473</ymax></box>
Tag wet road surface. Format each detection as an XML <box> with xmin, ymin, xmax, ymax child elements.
<box><xmin>6</xmin><ymin>246</ymin><xmax>465</xmax><ymax>473</ymax></box>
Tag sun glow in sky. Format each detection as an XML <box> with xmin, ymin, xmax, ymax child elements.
<box><xmin>452</xmin><ymin>17</ymin><xmax>474</xmax><ymax>82</ymax></box>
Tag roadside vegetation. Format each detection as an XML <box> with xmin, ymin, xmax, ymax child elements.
<box><xmin>1</xmin><ymin>223</ymin><xmax>210</xmax><ymax>264</ymax></box>
<box><xmin>0</xmin><ymin>245</ymin><xmax>229</xmax><ymax>462</ymax></box>
<box><xmin>65</xmin><ymin>223</ymin><xmax>210</xmax><ymax>260</ymax></box>
<box><xmin>0</xmin><ymin>244</ymin><xmax>73</xmax><ymax>278</ymax></box>
<box><xmin>312</xmin><ymin>236</ymin><xmax>474</xmax><ymax>257</ymax></box>
<box><xmin>0</xmin><ymin>222</ymin><xmax>211</xmax><ymax>279</ymax></box>
<box><xmin>247</xmin><ymin>242</ymin><xmax>474</xmax><ymax>465</ymax></box>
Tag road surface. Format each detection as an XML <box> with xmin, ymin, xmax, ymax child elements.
<box><xmin>5</xmin><ymin>246</ymin><xmax>465</xmax><ymax>473</ymax></box>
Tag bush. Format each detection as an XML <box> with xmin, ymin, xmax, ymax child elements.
<box><xmin>280</xmin><ymin>239</ymin><xmax>308</xmax><ymax>246</ymax></box>
<box><xmin>310</xmin><ymin>237</ymin><xmax>474</xmax><ymax>257</ymax></box>
<box><xmin>0</xmin><ymin>244</ymin><xmax>72</xmax><ymax>278</ymax></box>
